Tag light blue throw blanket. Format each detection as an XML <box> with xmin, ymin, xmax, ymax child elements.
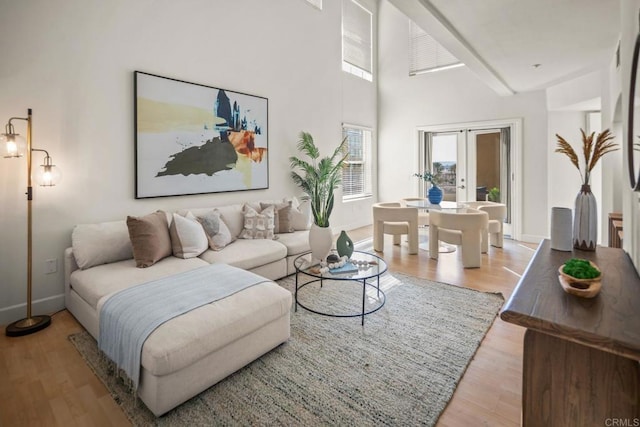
<box><xmin>98</xmin><ymin>263</ymin><xmax>271</xmax><ymax>390</ymax></box>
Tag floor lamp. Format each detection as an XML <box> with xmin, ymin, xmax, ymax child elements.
<box><xmin>2</xmin><ymin>109</ymin><xmax>61</xmax><ymax>337</ymax></box>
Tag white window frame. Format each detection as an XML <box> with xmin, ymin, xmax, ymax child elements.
<box><xmin>342</xmin><ymin>124</ymin><xmax>373</xmax><ymax>201</ymax></box>
<box><xmin>342</xmin><ymin>0</ymin><xmax>373</xmax><ymax>82</ymax></box>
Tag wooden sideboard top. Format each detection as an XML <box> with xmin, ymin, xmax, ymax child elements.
<box><xmin>500</xmin><ymin>239</ymin><xmax>640</xmax><ymax>360</ymax></box>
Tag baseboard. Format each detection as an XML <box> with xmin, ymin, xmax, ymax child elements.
<box><xmin>0</xmin><ymin>293</ymin><xmax>65</xmax><ymax>328</ymax></box>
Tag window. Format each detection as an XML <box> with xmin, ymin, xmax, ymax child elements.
<box><xmin>342</xmin><ymin>125</ymin><xmax>373</xmax><ymax>200</ymax></box>
<box><xmin>342</xmin><ymin>0</ymin><xmax>372</xmax><ymax>81</ymax></box>
<box><xmin>409</xmin><ymin>20</ymin><xmax>463</xmax><ymax>75</ymax></box>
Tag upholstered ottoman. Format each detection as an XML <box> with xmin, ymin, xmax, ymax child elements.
<box><xmin>133</xmin><ymin>280</ymin><xmax>291</xmax><ymax>415</ymax></box>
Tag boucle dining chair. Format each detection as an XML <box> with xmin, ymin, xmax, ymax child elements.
<box><xmin>428</xmin><ymin>207</ymin><xmax>488</xmax><ymax>268</ymax></box>
<box><xmin>464</xmin><ymin>201</ymin><xmax>508</xmax><ymax>252</ymax></box>
<box><xmin>401</xmin><ymin>197</ymin><xmax>430</xmax><ymax>227</ymax></box>
<box><xmin>372</xmin><ymin>202</ymin><xmax>419</xmax><ymax>255</ymax></box>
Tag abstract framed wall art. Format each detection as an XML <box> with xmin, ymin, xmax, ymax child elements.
<box><xmin>134</xmin><ymin>71</ymin><xmax>268</xmax><ymax>198</ymax></box>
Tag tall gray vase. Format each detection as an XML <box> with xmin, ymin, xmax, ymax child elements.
<box><xmin>573</xmin><ymin>184</ymin><xmax>597</xmax><ymax>251</ymax></box>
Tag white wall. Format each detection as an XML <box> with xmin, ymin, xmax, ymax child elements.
<box><xmin>546</xmin><ymin>112</ymin><xmax>587</xmax><ymax>211</ymax></box>
<box><xmin>378</xmin><ymin>0</ymin><xmax>549</xmax><ymax>242</ymax></box>
<box><xmin>621</xmin><ymin>0</ymin><xmax>640</xmax><ymax>272</ymax></box>
<box><xmin>0</xmin><ymin>0</ymin><xmax>377</xmax><ymax>324</ymax></box>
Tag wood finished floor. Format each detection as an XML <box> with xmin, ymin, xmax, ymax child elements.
<box><xmin>0</xmin><ymin>226</ymin><xmax>537</xmax><ymax>426</ymax></box>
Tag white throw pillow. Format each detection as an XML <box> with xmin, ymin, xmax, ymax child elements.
<box><xmin>72</xmin><ymin>220</ymin><xmax>133</xmax><ymax>270</ymax></box>
<box><xmin>197</xmin><ymin>209</ymin><xmax>233</xmax><ymax>250</ymax></box>
<box><xmin>169</xmin><ymin>212</ymin><xmax>208</xmax><ymax>259</ymax></box>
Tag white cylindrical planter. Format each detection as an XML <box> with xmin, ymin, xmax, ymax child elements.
<box><xmin>550</xmin><ymin>207</ymin><xmax>573</xmax><ymax>251</ymax></box>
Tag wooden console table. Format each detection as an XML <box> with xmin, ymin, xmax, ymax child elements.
<box><xmin>501</xmin><ymin>239</ymin><xmax>640</xmax><ymax>426</ymax></box>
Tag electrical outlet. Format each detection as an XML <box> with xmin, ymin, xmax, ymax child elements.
<box><xmin>45</xmin><ymin>258</ymin><xmax>57</xmax><ymax>274</ymax></box>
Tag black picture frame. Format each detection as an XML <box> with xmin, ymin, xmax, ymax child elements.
<box><xmin>134</xmin><ymin>71</ymin><xmax>269</xmax><ymax>198</ymax></box>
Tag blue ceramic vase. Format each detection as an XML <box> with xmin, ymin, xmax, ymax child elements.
<box><xmin>427</xmin><ymin>185</ymin><xmax>443</xmax><ymax>204</ymax></box>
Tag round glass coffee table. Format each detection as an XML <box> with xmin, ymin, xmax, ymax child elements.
<box><xmin>293</xmin><ymin>251</ymin><xmax>387</xmax><ymax>325</ymax></box>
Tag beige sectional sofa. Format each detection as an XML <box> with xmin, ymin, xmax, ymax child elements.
<box><xmin>64</xmin><ymin>198</ymin><xmax>311</xmax><ymax>416</ymax></box>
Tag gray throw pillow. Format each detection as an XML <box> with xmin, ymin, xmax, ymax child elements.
<box><xmin>197</xmin><ymin>209</ymin><xmax>233</xmax><ymax>251</ymax></box>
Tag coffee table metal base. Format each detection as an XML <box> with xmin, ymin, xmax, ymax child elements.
<box><xmin>295</xmin><ymin>277</ymin><xmax>386</xmax><ymax>326</ymax></box>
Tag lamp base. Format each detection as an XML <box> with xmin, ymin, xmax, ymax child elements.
<box><xmin>6</xmin><ymin>315</ymin><xmax>51</xmax><ymax>337</ymax></box>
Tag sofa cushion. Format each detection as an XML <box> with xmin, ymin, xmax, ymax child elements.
<box><xmin>72</xmin><ymin>220</ymin><xmax>133</xmax><ymax>270</ymax></box>
<box><xmin>127</xmin><ymin>211</ymin><xmax>172</xmax><ymax>268</ymax></box>
<box><xmin>198</xmin><ymin>239</ymin><xmax>286</xmax><ymax>270</ymax></box>
<box><xmin>272</xmin><ymin>230</ymin><xmax>310</xmax><ymax>256</ymax></box>
<box><xmin>138</xmin><ymin>280</ymin><xmax>291</xmax><ymax>376</ymax></box>
<box><xmin>70</xmin><ymin>256</ymin><xmax>209</xmax><ymax>310</ymax></box>
<box><xmin>169</xmin><ymin>212</ymin><xmax>208</xmax><ymax>259</ymax></box>
<box><xmin>196</xmin><ymin>209</ymin><xmax>233</xmax><ymax>251</ymax></box>
<box><xmin>239</xmin><ymin>205</ymin><xmax>275</xmax><ymax>240</ymax></box>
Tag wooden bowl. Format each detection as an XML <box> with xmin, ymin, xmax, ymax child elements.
<box><xmin>557</xmin><ymin>262</ymin><xmax>602</xmax><ymax>298</ymax></box>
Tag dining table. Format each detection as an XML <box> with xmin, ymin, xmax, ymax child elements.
<box><xmin>403</xmin><ymin>200</ymin><xmax>469</xmax><ymax>252</ymax></box>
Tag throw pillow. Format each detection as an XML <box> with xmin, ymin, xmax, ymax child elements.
<box><xmin>71</xmin><ymin>220</ymin><xmax>133</xmax><ymax>270</ymax></box>
<box><xmin>126</xmin><ymin>210</ymin><xmax>172</xmax><ymax>268</ymax></box>
<box><xmin>169</xmin><ymin>212</ymin><xmax>208</xmax><ymax>259</ymax></box>
<box><xmin>197</xmin><ymin>209</ymin><xmax>233</xmax><ymax>250</ymax></box>
<box><xmin>260</xmin><ymin>201</ymin><xmax>295</xmax><ymax>234</ymax></box>
<box><xmin>239</xmin><ymin>204</ymin><xmax>275</xmax><ymax>239</ymax></box>
<box><xmin>287</xmin><ymin>197</ymin><xmax>312</xmax><ymax>230</ymax></box>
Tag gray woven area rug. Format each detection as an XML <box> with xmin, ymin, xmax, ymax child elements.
<box><xmin>69</xmin><ymin>272</ymin><xmax>504</xmax><ymax>426</ymax></box>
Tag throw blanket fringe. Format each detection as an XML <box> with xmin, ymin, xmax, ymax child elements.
<box><xmin>98</xmin><ymin>264</ymin><xmax>271</xmax><ymax>391</ymax></box>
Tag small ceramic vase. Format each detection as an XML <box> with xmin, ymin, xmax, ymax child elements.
<box><xmin>336</xmin><ymin>230</ymin><xmax>354</xmax><ymax>258</ymax></box>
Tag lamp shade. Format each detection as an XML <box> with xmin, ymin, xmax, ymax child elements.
<box><xmin>1</xmin><ymin>132</ymin><xmax>27</xmax><ymax>158</ymax></box>
<box><xmin>34</xmin><ymin>157</ymin><xmax>61</xmax><ymax>186</ymax></box>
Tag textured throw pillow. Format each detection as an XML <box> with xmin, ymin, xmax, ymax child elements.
<box><xmin>239</xmin><ymin>205</ymin><xmax>275</xmax><ymax>239</ymax></box>
<box><xmin>169</xmin><ymin>212</ymin><xmax>208</xmax><ymax>259</ymax></box>
<box><xmin>126</xmin><ymin>210</ymin><xmax>172</xmax><ymax>268</ymax></box>
<box><xmin>260</xmin><ymin>201</ymin><xmax>295</xmax><ymax>234</ymax></box>
<box><xmin>197</xmin><ymin>209</ymin><xmax>233</xmax><ymax>250</ymax></box>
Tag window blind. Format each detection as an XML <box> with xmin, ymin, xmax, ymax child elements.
<box><xmin>342</xmin><ymin>126</ymin><xmax>372</xmax><ymax>199</ymax></box>
<box><xmin>342</xmin><ymin>0</ymin><xmax>372</xmax><ymax>74</ymax></box>
<box><xmin>409</xmin><ymin>20</ymin><xmax>461</xmax><ymax>75</ymax></box>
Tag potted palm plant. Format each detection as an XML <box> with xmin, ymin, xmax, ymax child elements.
<box><xmin>290</xmin><ymin>131</ymin><xmax>348</xmax><ymax>261</ymax></box>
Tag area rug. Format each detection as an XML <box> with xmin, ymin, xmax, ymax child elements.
<box><xmin>68</xmin><ymin>272</ymin><xmax>504</xmax><ymax>426</ymax></box>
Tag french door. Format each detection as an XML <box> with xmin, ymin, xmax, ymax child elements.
<box><xmin>419</xmin><ymin>124</ymin><xmax>515</xmax><ymax>238</ymax></box>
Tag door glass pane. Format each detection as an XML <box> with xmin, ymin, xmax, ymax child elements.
<box><xmin>431</xmin><ymin>134</ymin><xmax>458</xmax><ymax>202</ymax></box>
<box><xmin>475</xmin><ymin>132</ymin><xmax>501</xmax><ymax>202</ymax></box>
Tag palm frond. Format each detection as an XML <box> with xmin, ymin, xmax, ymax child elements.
<box><xmin>296</xmin><ymin>131</ymin><xmax>320</xmax><ymax>160</ymax></box>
